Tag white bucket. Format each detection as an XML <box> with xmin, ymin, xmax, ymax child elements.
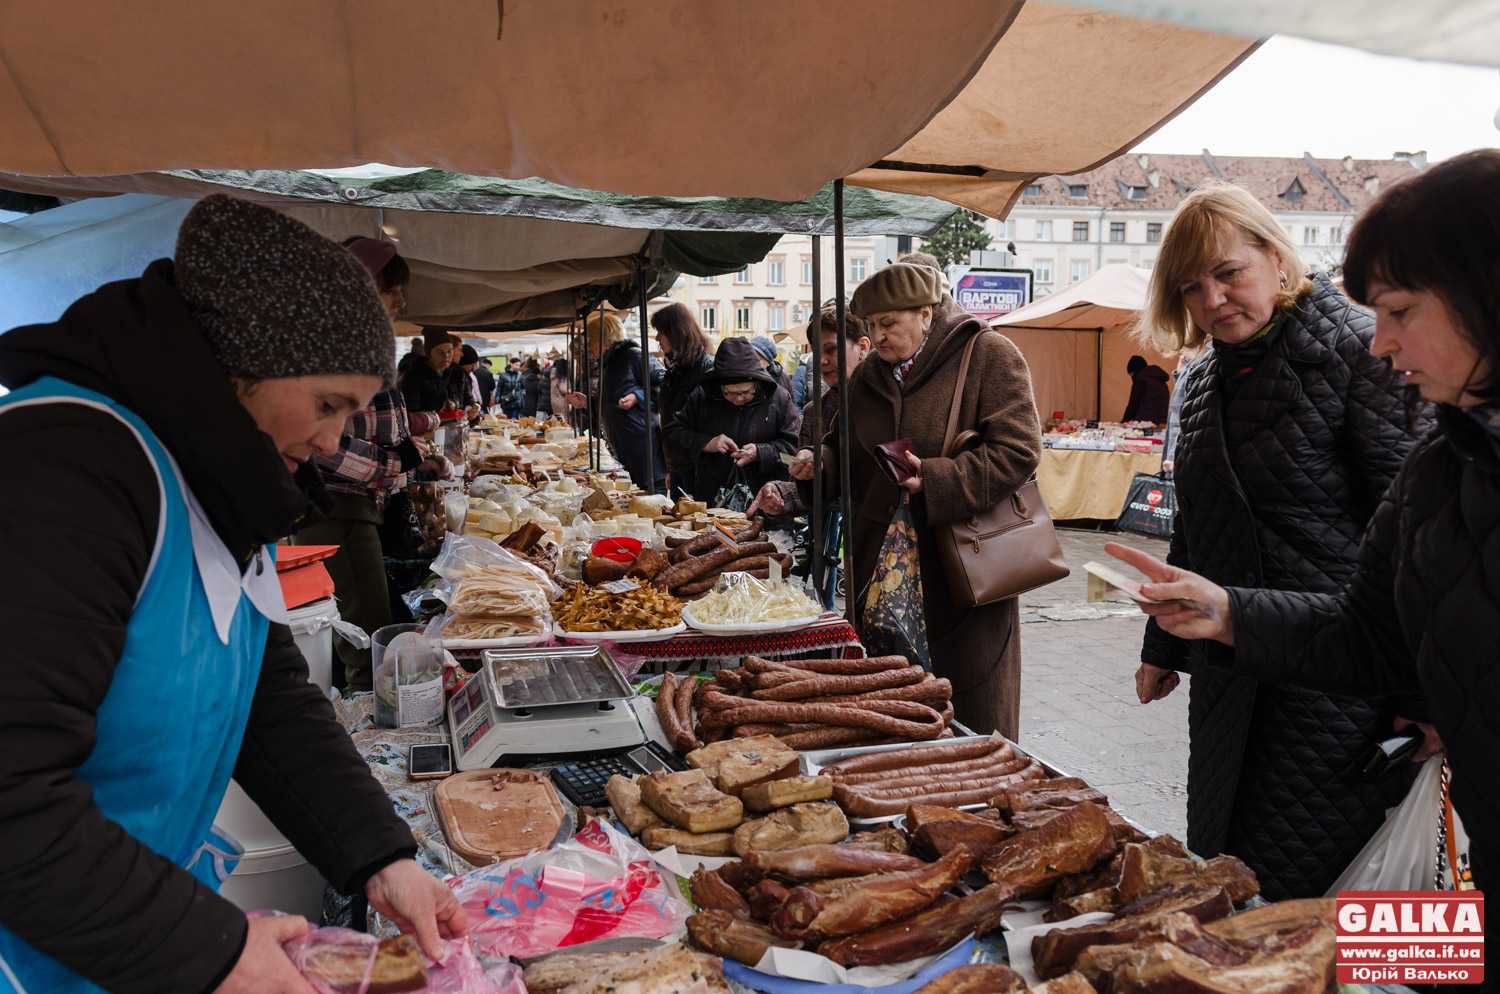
<box><xmin>215</xmin><ymin>780</ymin><xmax>329</xmax><ymax>920</ymax></box>
<box><xmin>215</xmin><ymin>597</ymin><xmax>339</xmax><ymax>918</ymax></box>
<box><xmin>286</xmin><ymin>597</ymin><xmax>340</xmax><ymax>694</ymax></box>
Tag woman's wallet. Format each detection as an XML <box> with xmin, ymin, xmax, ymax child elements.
<box><xmin>874</xmin><ymin>439</ymin><xmax>918</xmax><ymax>484</ymax></box>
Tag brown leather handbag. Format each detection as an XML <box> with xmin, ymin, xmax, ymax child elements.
<box><xmin>933</xmin><ymin>330</ymin><xmax>1069</xmax><ymax>608</ymax></box>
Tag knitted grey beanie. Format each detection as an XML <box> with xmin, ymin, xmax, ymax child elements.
<box><xmin>175</xmin><ymin>195</ymin><xmax>396</xmax><ymax>385</ymax></box>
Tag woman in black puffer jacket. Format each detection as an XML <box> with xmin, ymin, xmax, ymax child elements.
<box><xmin>1132</xmin><ymin>184</ymin><xmax>1428</xmax><ymax>901</ymax></box>
<box><xmin>1115</xmin><ymin>150</ymin><xmax>1500</xmax><ymax>987</ymax></box>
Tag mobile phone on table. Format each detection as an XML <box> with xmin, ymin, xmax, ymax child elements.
<box><xmin>408</xmin><ymin>743</ymin><xmax>453</xmax><ymax>781</ymax></box>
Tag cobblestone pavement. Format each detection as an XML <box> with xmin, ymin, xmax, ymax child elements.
<box><xmin>1015</xmin><ymin>528</ymin><xmax>1190</xmax><ymax>840</ymax></box>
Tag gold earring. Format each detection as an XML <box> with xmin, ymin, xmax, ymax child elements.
<box><xmin>1278</xmin><ymin>271</ymin><xmax>1288</xmax><ymax>289</ymax></box>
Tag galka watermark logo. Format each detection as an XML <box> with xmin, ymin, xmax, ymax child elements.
<box><xmin>1337</xmin><ymin>890</ymin><xmax>1484</xmax><ymax>985</ymax></box>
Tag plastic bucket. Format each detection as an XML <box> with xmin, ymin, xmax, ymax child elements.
<box><xmin>286</xmin><ymin>597</ymin><xmax>339</xmax><ymax>694</ymax></box>
<box><xmin>215</xmin><ymin>780</ymin><xmax>328</xmax><ymax>920</ymax></box>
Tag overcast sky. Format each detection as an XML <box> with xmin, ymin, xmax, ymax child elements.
<box><xmin>1132</xmin><ymin>36</ymin><xmax>1500</xmax><ymax>162</ymax></box>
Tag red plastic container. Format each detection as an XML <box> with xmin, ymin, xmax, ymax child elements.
<box><xmin>591</xmin><ymin>537</ymin><xmax>643</xmax><ymax>563</ymax></box>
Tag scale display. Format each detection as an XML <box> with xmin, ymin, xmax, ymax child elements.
<box><xmin>448</xmin><ymin>645</ymin><xmax>645</xmax><ymax>770</ymax></box>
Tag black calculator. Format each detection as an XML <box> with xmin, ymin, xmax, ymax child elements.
<box><xmin>549</xmin><ymin>743</ymin><xmax>682</xmax><ymax>808</ymax></box>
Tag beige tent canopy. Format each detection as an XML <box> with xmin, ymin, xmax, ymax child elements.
<box><xmin>0</xmin><ymin>2</ymin><xmax>1255</xmax><ymax>218</ymax></box>
<box><xmin>992</xmin><ymin>264</ymin><xmax>1175</xmax><ymax>421</ymax></box>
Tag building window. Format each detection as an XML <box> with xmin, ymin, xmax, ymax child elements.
<box><xmin>1068</xmin><ymin>183</ymin><xmax>1088</xmax><ymax>199</ymax></box>
<box><xmin>734</xmin><ymin>303</ymin><xmax>753</xmax><ymax>332</ymax></box>
<box><xmin>1001</xmin><ymin>219</ymin><xmax>1018</xmax><ymax>240</ymax></box>
<box><xmin>699</xmin><ymin>274</ymin><xmax>717</xmax><ymax>285</ymax></box>
<box><xmin>1033</xmin><ymin>259</ymin><xmax>1053</xmax><ymax>284</ymax></box>
<box><xmin>733</xmin><ymin>265</ymin><xmax>752</xmax><ymax>285</ymax></box>
<box><xmin>1069</xmin><ymin>259</ymin><xmax>1090</xmax><ymax>283</ymax></box>
<box><xmin>1127</xmin><ymin>185</ymin><xmax>1148</xmax><ymax>200</ymax></box>
<box><xmin>1024</xmin><ymin>183</ymin><xmax>1043</xmax><ymax>197</ymax></box>
<box><xmin>1330</xmin><ymin>225</ymin><xmax>1344</xmax><ymax>246</ymax></box>
<box><xmin>1146</xmin><ymin>222</ymin><xmax>1162</xmax><ymax>243</ymax></box>
<box><xmin>767</xmin><ymin>256</ymin><xmax>785</xmax><ymax>286</ymax></box>
<box><xmin>850</xmin><ymin>257</ymin><xmax>868</xmax><ymax>282</ymax></box>
<box><xmin>700</xmin><ymin>303</ymin><xmax>719</xmax><ymax>330</ymax></box>
<box><xmin>1072</xmin><ymin>221</ymin><xmax>1089</xmax><ymax>242</ymax></box>
<box><xmin>792</xmin><ymin>303</ymin><xmax>810</xmax><ymax>324</ymax></box>
<box><xmin>1035</xmin><ymin>220</ymin><xmax>1053</xmax><ymax>241</ymax></box>
<box><xmin>768</xmin><ymin>302</ymin><xmax>786</xmax><ymax>331</ymax></box>
<box><xmin>800</xmin><ymin>256</ymin><xmax>812</xmax><ymax>285</ymax></box>
<box><xmin>1303</xmin><ymin>226</ymin><xmax>1319</xmax><ymax>245</ymax></box>
<box><xmin>1109</xmin><ymin>222</ymin><xmax>1126</xmax><ymax>243</ymax></box>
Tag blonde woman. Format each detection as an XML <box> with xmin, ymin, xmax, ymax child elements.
<box><xmin>566</xmin><ymin>311</ymin><xmax>665</xmax><ymax>489</ymax></box>
<box><xmin>1133</xmin><ymin>185</ymin><xmax>1430</xmax><ymax>899</ymax></box>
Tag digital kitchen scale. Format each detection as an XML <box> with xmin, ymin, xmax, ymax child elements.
<box><xmin>448</xmin><ymin>645</ymin><xmax>647</xmax><ymax>770</ymax></box>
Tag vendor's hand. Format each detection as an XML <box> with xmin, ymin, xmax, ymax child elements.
<box><xmin>748</xmin><ymin>482</ymin><xmax>785</xmax><ymax>518</ymax></box>
<box><xmin>788</xmin><ymin>449</ymin><xmax>816</xmax><ymax>481</ymax></box>
<box><xmin>617</xmin><ymin>393</ymin><xmax>639</xmax><ymax>411</ymax></box>
<box><xmin>565</xmin><ymin>391</ymin><xmax>588</xmax><ymax>409</ymax></box>
<box><xmin>704</xmin><ymin>434</ymin><xmax>738</xmax><ymax>455</ymax></box>
<box><xmin>1394</xmin><ymin>716</ymin><xmax>1445</xmax><ymax>762</ymax></box>
<box><xmin>441</xmin><ymin>400</ymin><xmax>458</xmax><ymax>413</ymax></box>
<box><xmin>1105</xmin><ymin>543</ymin><xmax>1235</xmax><ymax>645</ymax></box>
<box><xmin>419</xmin><ymin>455</ymin><xmax>452</xmax><ymax>480</ymax></box>
<box><xmin>898</xmin><ymin>451</ymin><xmax>924</xmax><ymax>494</ymax></box>
<box><xmin>214</xmin><ymin>915</ymin><xmax>318</xmax><ymax>994</ymax></box>
<box><xmin>464</xmin><ymin>404</ymin><xmax>480</xmax><ymax>420</ymax></box>
<box><xmin>365</xmin><ymin>860</ymin><xmax>468</xmax><ymax>963</ymax></box>
<box><xmin>1135</xmin><ymin>662</ymin><xmax>1180</xmax><ymax>703</ymax></box>
<box><xmin>733</xmin><ymin>443</ymin><xmax>759</xmax><ymax>467</ymax></box>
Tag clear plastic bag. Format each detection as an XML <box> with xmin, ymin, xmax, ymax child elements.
<box><xmin>280</xmin><ymin>927</ymin><xmax>526</xmax><ymax>994</ymax></box>
<box><xmin>429</xmin><ymin>533</ymin><xmax>563</xmax><ymax>600</ymax></box>
<box><xmin>450</xmin><ymin>817</ymin><xmax>693</xmax><ymax>960</ymax></box>
<box><xmin>1328</xmin><ymin>755</ymin><xmax>1472</xmax><ymax>893</ymax></box>
<box><xmin>373</xmin><ymin>626</ymin><xmax>447</xmax><ymax>729</ymax></box>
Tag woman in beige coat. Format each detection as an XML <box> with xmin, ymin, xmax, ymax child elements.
<box><xmin>815</xmin><ymin>263</ymin><xmax>1042</xmax><ymax>737</ymax></box>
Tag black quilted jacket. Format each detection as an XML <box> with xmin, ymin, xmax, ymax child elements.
<box><xmin>1228</xmin><ymin>404</ymin><xmax>1497</xmax><ymax>910</ymax></box>
<box><xmin>1140</xmin><ymin>274</ymin><xmax>1426</xmax><ymax>899</ymax></box>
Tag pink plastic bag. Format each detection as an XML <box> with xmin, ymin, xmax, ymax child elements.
<box><xmin>450</xmin><ymin>817</ymin><xmax>692</xmax><ymax>959</ymax></box>
<box><xmin>279</xmin><ymin>928</ymin><xmax>525</xmax><ymax>994</ymax></box>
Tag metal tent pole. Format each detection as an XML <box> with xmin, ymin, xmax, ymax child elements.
<box><xmin>833</xmin><ymin>180</ymin><xmax>854</xmax><ymax>622</ymax></box>
<box><xmin>809</xmin><ymin>234</ymin><xmax>825</xmax><ymax>598</ymax></box>
<box><xmin>586</xmin><ymin>300</ymin><xmax>599</xmax><ymax>471</ymax></box>
<box><xmin>637</xmin><ymin>260</ymin><xmax>656</xmax><ymax>493</ymax></box>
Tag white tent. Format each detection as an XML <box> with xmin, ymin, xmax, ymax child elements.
<box><xmin>992</xmin><ymin>264</ymin><xmax>1176</xmax><ymax>421</ymax></box>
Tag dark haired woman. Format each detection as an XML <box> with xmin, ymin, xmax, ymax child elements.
<box><xmin>1111</xmin><ymin>149</ymin><xmax>1500</xmax><ymax>982</ymax></box>
<box><xmin>652</xmin><ymin>302</ymin><xmax>715</xmax><ymax>498</ymax></box>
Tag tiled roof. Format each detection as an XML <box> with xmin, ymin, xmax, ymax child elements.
<box><xmin>1019</xmin><ymin>152</ymin><xmax>1425</xmax><ymax>214</ymax></box>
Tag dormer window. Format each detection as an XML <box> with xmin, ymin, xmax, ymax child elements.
<box><xmin>1068</xmin><ymin>184</ymin><xmax>1088</xmax><ymax>199</ymax></box>
<box><xmin>1281</xmin><ymin>178</ymin><xmax>1305</xmax><ymax>203</ymax></box>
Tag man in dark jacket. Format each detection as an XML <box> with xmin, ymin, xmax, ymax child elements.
<box><xmin>1122</xmin><ymin>354</ymin><xmax>1171</xmax><ymax>422</ymax></box>
<box><xmin>668</xmin><ymin>336</ymin><xmax>800</xmax><ymax>507</ymax></box>
<box><xmin>0</xmin><ymin>196</ymin><xmax>461</xmax><ymax>994</ymax></box>
<box><xmin>475</xmin><ymin>356</ymin><xmax>497</xmax><ymax>410</ymax></box>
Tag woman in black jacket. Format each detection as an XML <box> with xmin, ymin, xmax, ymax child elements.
<box><xmin>0</xmin><ymin>196</ymin><xmax>462</xmax><ymax>994</ymax></box>
<box><xmin>399</xmin><ymin>326</ymin><xmax>459</xmax><ymax>416</ymax></box>
<box><xmin>1115</xmin><ymin>149</ymin><xmax>1500</xmax><ymax>984</ymax></box>
<box><xmin>651</xmin><ymin>302</ymin><xmax>715</xmax><ymax>499</ymax></box>
<box><xmin>1132</xmin><ymin>184</ymin><xmax>1427</xmax><ymax>901</ymax></box>
<box><xmin>568</xmin><ymin>312</ymin><xmax>665</xmax><ymax>490</ymax></box>
<box><xmin>667</xmin><ymin>335</ymin><xmax>800</xmax><ymax>507</ymax></box>
<box><xmin>521</xmin><ymin>357</ymin><xmax>543</xmax><ymax>417</ymax></box>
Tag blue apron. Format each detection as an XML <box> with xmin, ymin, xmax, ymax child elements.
<box><xmin>0</xmin><ymin>377</ymin><xmax>277</xmax><ymax>994</ymax></box>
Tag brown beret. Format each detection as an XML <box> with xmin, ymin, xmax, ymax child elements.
<box><xmin>850</xmin><ymin>262</ymin><xmax>942</xmax><ymax>318</ymax></box>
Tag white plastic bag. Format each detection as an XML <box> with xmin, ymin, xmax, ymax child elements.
<box><xmin>1328</xmin><ymin>756</ymin><xmax>1470</xmax><ymax>893</ymax></box>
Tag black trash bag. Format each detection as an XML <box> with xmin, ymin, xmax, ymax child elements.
<box><xmin>1115</xmin><ymin>473</ymin><xmax>1176</xmax><ymax>539</ymax></box>
<box><xmin>713</xmin><ymin>465</ymin><xmax>754</xmax><ymax>513</ymax></box>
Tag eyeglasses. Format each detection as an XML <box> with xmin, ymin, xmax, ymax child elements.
<box><xmin>721</xmin><ymin>386</ymin><xmax>758</xmax><ymax>400</ymax></box>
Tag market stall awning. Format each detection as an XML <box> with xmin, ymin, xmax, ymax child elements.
<box><xmin>991</xmin><ymin>264</ymin><xmax>1175</xmax><ymax>420</ymax></box>
<box><xmin>0</xmin><ymin>0</ymin><xmax>1017</xmax><ymax>200</ymax></box>
<box><xmin>846</xmin><ymin>2</ymin><xmax>1257</xmax><ymax>216</ymax></box>
<box><xmin>0</xmin><ymin>169</ymin><xmax>963</xmax><ymax>331</ymax></box>
<box><xmin>0</xmin><ymin>2</ymin><xmax>1256</xmax><ymax>218</ymax></box>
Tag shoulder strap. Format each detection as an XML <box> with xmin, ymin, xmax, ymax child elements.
<box><xmin>942</xmin><ymin>328</ymin><xmax>988</xmax><ymax>457</ymax></box>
